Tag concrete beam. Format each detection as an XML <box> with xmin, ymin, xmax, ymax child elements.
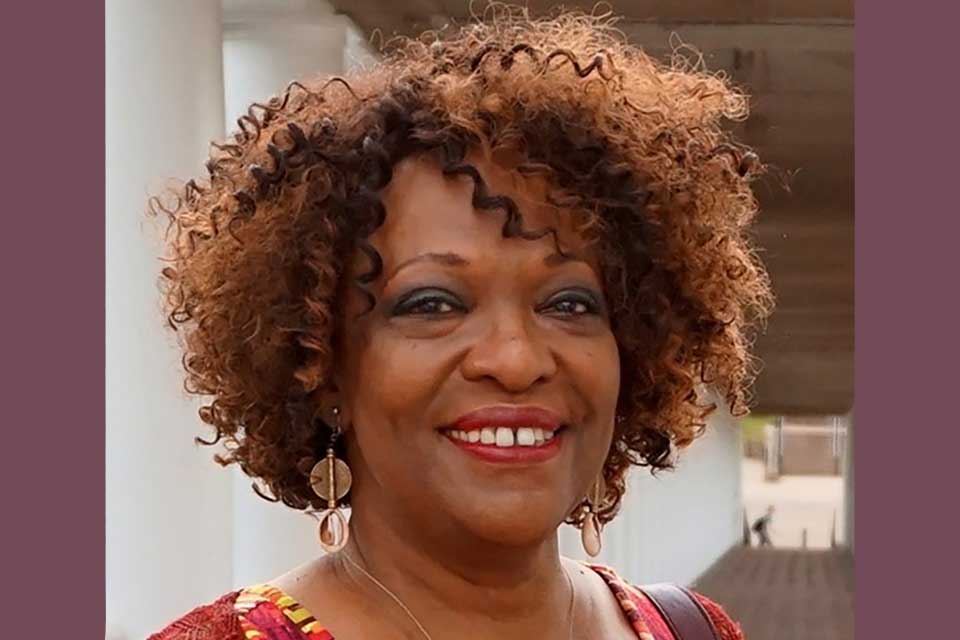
<box><xmin>333</xmin><ymin>1</ymin><xmax>855</xmax><ymax>39</ymax></box>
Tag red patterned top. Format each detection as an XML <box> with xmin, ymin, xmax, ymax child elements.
<box><xmin>148</xmin><ymin>563</ymin><xmax>743</xmax><ymax>640</ymax></box>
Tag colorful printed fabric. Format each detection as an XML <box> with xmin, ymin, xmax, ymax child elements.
<box><xmin>149</xmin><ymin>562</ymin><xmax>742</xmax><ymax>639</ymax></box>
<box><xmin>147</xmin><ymin>591</ymin><xmax>245</xmax><ymax>640</ymax></box>
<box><xmin>589</xmin><ymin>565</ymin><xmax>745</xmax><ymax>640</ymax></box>
<box><xmin>234</xmin><ymin>584</ymin><xmax>335</xmax><ymax>640</ymax></box>
<box><xmin>589</xmin><ymin>564</ymin><xmax>672</xmax><ymax>640</ymax></box>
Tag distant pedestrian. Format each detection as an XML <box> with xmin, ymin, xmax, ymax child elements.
<box><xmin>752</xmin><ymin>505</ymin><xmax>775</xmax><ymax>546</ymax></box>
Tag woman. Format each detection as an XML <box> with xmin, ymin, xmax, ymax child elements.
<box><xmin>149</xmin><ymin>7</ymin><xmax>771</xmax><ymax>639</ymax></box>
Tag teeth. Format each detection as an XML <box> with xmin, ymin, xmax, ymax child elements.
<box><xmin>449</xmin><ymin>426</ymin><xmax>560</xmax><ymax>446</ymax></box>
<box><xmin>516</xmin><ymin>427</ymin><xmax>536</xmax><ymax>446</ymax></box>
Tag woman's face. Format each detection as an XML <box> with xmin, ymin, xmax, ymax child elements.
<box><xmin>331</xmin><ymin>151</ymin><xmax>620</xmax><ymax>546</ymax></box>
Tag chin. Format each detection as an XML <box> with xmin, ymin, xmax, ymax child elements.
<box><xmin>449</xmin><ymin>497</ymin><xmax>566</xmax><ymax>548</ymax></box>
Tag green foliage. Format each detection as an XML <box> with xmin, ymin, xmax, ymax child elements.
<box><xmin>740</xmin><ymin>414</ymin><xmax>772</xmax><ymax>443</ymax></box>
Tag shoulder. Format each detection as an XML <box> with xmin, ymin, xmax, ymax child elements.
<box><xmin>147</xmin><ymin>591</ymin><xmax>244</xmax><ymax>640</ymax></box>
<box><xmin>586</xmin><ymin>563</ymin><xmax>745</xmax><ymax>640</ymax></box>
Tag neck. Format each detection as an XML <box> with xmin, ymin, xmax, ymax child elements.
<box><xmin>339</xmin><ymin>500</ymin><xmax>572</xmax><ymax>630</ymax></box>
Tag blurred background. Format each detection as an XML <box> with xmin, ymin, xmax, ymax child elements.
<box><xmin>105</xmin><ymin>1</ymin><xmax>853</xmax><ymax>638</ymax></box>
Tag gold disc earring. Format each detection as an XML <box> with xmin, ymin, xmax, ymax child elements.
<box><xmin>309</xmin><ymin>406</ymin><xmax>352</xmax><ymax>553</ymax></box>
<box><xmin>581</xmin><ymin>475</ymin><xmax>605</xmax><ymax>557</ymax></box>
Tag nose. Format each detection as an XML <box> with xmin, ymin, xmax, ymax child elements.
<box><xmin>460</xmin><ymin>311</ymin><xmax>558</xmax><ymax>392</ymax></box>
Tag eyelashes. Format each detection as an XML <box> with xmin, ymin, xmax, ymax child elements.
<box><xmin>391</xmin><ymin>287</ymin><xmax>604</xmax><ymax>318</ymax></box>
<box><xmin>392</xmin><ymin>288</ymin><xmax>464</xmax><ymax>315</ymax></box>
<box><xmin>544</xmin><ymin>288</ymin><xmax>603</xmax><ymax>316</ymax></box>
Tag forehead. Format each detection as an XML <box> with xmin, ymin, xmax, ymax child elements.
<box><xmin>365</xmin><ymin>151</ymin><xmax>598</xmax><ymax>270</ymax></box>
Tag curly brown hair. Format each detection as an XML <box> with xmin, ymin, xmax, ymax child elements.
<box><xmin>152</xmin><ymin>7</ymin><xmax>772</xmax><ymax>526</ymax></box>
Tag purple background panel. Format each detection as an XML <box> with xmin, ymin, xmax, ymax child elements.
<box><xmin>0</xmin><ymin>1</ymin><xmax>105</xmax><ymax>637</ymax></box>
<box><xmin>856</xmin><ymin>0</ymin><xmax>960</xmax><ymax>636</ymax></box>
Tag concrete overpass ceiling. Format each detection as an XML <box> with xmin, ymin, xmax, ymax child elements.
<box><xmin>325</xmin><ymin>1</ymin><xmax>854</xmax><ymax>416</ymax></box>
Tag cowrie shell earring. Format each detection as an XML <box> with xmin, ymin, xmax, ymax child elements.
<box><xmin>581</xmin><ymin>475</ymin><xmax>605</xmax><ymax>557</ymax></box>
<box><xmin>309</xmin><ymin>406</ymin><xmax>352</xmax><ymax>552</ymax></box>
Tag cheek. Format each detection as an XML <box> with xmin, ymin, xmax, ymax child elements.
<box><xmin>349</xmin><ymin>336</ymin><xmax>444</xmax><ymax>431</ymax></box>
<box><xmin>573</xmin><ymin>334</ymin><xmax>620</xmax><ymax>447</ymax></box>
<box><xmin>573</xmin><ymin>335</ymin><xmax>620</xmax><ymax>480</ymax></box>
<box><xmin>577</xmin><ymin>334</ymin><xmax>621</xmax><ymax>415</ymax></box>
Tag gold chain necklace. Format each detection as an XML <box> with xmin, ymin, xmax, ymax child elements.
<box><xmin>339</xmin><ymin>549</ymin><xmax>577</xmax><ymax>640</ymax></box>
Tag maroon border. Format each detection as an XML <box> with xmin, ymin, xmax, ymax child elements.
<box><xmin>856</xmin><ymin>0</ymin><xmax>960</xmax><ymax>636</ymax></box>
<box><xmin>5</xmin><ymin>0</ymin><xmax>957</xmax><ymax>636</ymax></box>
<box><xmin>1</xmin><ymin>1</ymin><xmax>105</xmax><ymax>636</ymax></box>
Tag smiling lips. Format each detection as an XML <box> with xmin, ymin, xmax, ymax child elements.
<box><xmin>442</xmin><ymin>405</ymin><xmax>565</xmax><ymax>464</ymax></box>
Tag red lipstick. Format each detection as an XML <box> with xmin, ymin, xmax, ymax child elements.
<box><xmin>451</xmin><ymin>405</ymin><xmax>564</xmax><ymax>432</ymax></box>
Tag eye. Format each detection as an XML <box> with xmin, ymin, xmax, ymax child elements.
<box><xmin>543</xmin><ymin>289</ymin><xmax>603</xmax><ymax>317</ymax></box>
<box><xmin>392</xmin><ymin>288</ymin><xmax>464</xmax><ymax>317</ymax></box>
<box><xmin>551</xmin><ymin>299</ymin><xmax>591</xmax><ymax>315</ymax></box>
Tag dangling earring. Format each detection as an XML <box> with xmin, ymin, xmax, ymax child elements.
<box><xmin>581</xmin><ymin>475</ymin><xmax>605</xmax><ymax>557</ymax></box>
<box><xmin>309</xmin><ymin>406</ymin><xmax>352</xmax><ymax>553</ymax></box>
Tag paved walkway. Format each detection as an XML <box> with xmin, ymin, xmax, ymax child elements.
<box><xmin>742</xmin><ymin>458</ymin><xmax>845</xmax><ymax>548</ymax></box>
<box><xmin>692</xmin><ymin>546</ymin><xmax>854</xmax><ymax>640</ymax></box>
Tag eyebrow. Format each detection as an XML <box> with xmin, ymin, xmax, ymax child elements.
<box><xmin>383</xmin><ymin>250</ymin><xmax>587</xmax><ymax>285</ymax></box>
<box><xmin>381</xmin><ymin>252</ymin><xmax>468</xmax><ymax>286</ymax></box>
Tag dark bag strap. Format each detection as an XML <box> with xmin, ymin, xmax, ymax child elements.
<box><xmin>636</xmin><ymin>583</ymin><xmax>720</xmax><ymax>640</ymax></box>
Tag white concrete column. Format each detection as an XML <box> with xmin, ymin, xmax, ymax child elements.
<box><xmin>221</xmin><ymin>0</ymin><xmax>374</xmax><ymax>588</ymax></box>
<box><xmin>842</xmin><ymin>408</ymin><xmax>854</xmax><ymax>551</ymax></box>
<box><xmin>222</xmin><ymin>0</ymin><xmax>375</xmax><ymax>125</ymax></box>
<box><xmin>106</xmin><ymin>1</ymin><xmax>231</xmax><ymax>638</ymax></box>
